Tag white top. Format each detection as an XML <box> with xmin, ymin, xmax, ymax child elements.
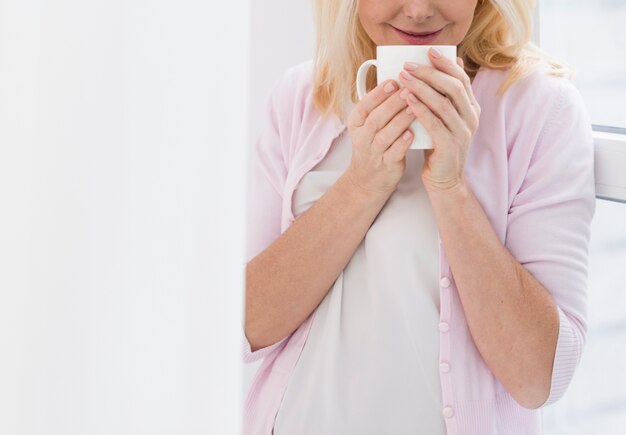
<box><xmin>273</xmin><ymin>114</ymin><xmax>446</xmax><ymax>434</ymax></box>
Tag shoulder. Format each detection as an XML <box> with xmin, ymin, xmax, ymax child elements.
<box><xmin>282</xmin><ymin>58</ymin><xmax>314</xmax><ymax>86</ymax></box>
<box><xmin>479</xmin><ymin>66</ymin><xmax>584</xmax><ymax>118</ymax></box>
<box><xmin>268</xmin><ymin>59</ymin><xmax>315</xmax><ymax>111</ymax></box>
<box><xmin>477</xmin><ymin>66</ymin><xmax>588</xmax><ymax>140</ymax></box>
<box><xmin>263</xmin><ymin>59</ymin><xmax>328</xmax><ymax>166</ymax></box>
<box><xmin>262</xmin><ymin>59</ymin><xmax>319</xmax><ymax>145</ymax></box>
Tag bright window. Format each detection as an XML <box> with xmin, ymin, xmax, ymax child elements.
<box><xmin>540</xmin><ymin>0</ymin><xmax>626</xmax><ymax>129</ymax></box>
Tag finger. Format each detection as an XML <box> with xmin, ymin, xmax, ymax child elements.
<box><xmin>406</xmin><ymin>94</ymin><xmax>456</xmax><ymax>147</ymax></box>
<box><xmin>349</xmin><ymin>79</ymin><xmax>399</xmax><ymax>129</ymax></box>
<box><xmin>444</xmin><ymin>55</ymin><xmax>480</xmax><ymax>113</ymax></box>
<box><xmin>399</xmin><ymin>72</ymin><xmax>467</xmax><ymax>137</ymax></box>
<box><xmin>454</xmin><ymin>56</ymin><xmax>480</xmax><ymax>110</ymax></box>
<box><xmin>402</xmin><ymin>63</ymin><xmax>476</xmax><ymax>131</ymax></box>
<box><xmin>357</xmin><ymin>86</ymin><xmax>410</xmax><ymax>148</ymax></box>
<box><xmin>370</xmin><ymin>104</ymin><xmax>416</xmax><ymax>154</ymax></box>
<box><xmin>382</xmin><ymin>127</ymin><xmax>413</xmax><ymax>164</ymax></box>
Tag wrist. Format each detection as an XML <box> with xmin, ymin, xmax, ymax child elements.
<box><xmin>340</xmin><ymin>170</ymin><xmax>393</xmax><ymax>204</ymax></box>
<box><xmin>423</xmin><ymin>176</ymin><xmax>470</xmax><ymax>200</ymax></box>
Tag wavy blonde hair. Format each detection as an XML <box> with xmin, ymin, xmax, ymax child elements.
<box><xmin>312</xmin><ymin>0</ymin><xmax>573</xmax><ymax>123</ymax></box>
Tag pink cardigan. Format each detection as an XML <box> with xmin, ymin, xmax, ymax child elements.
<box><xmin>242</xmin><ymin>59</ymin><xmax>596</xmax><ymax>435</ymax></box>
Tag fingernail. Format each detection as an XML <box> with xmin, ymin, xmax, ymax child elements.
<box><xmin>399</xmin><ymin>87</ymin><xmax>410</xmax><ymax>99</ymax></box>
<box><xmin>403</xmin><ymin>61</ymin><xmax>418</xmax><ymax>71</ymax></box>
<box><xmin>403</xmin><ymin>130</ymin><xmax>412</xmax><ymax>141</ymax></box>
<box><xmin>405</xmin><ymin>106</ymin><xmax>413</xmax><ymax>115</ymax></box>
<box><xmin>384</xmin><ymin>81</ymin><xmax>396</xmax><ymax>93</ymax></box>
<box><xmin>408</xmin><ymin>93</ymin><xmax>419</xmax><ymax>104</ymax></box>
<box><xmin>430</xmin><ymin>47</ymin><xmax>442</xmax><ymax>58</ymax></box>
<box><xmin>400</xmin><ymin>70</ymin><xmax>414</xmax><ymax>81</ymax></box>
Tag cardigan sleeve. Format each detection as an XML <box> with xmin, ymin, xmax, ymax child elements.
<box><xmin>241</xmin><ymin>73</ymin><xmax>293</xmax><ymax>364</ymax></box>
<box><xmin>503</xmin><ymin>79</ymin><xmax>596</xmax><ymax>408</ymax></box>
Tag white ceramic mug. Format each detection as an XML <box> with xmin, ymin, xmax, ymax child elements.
<box><xmin>356</xmin><ymin>45</ymin><xmax>457</xmax><ymax>150</ymax></box>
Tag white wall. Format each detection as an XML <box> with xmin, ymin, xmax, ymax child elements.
<box><xmin>0</xmin><ymin>1</ymin><xmax>248</xmax><ymax>434</ymax></box>
<box><xmin>243</xmin><ymin>0</ymin><xmax>315</xmax><ymax>398</ymax></box>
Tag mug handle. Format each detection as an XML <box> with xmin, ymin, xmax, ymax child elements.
<box><xmin>356</xmin><ymin>59</ymin><xmax>377</xmax><ymax>100</ymax></box>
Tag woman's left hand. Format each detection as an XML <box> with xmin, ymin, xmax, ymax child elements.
<box><xmin>398</xmin><ymin>48</ymin><xmax>481</xmax><ymax>193</ymax></box>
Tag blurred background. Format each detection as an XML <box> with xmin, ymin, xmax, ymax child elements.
<box><xmin>0</xmin><ymin>1</ymin><xmax>248</xmax><ymax>434</ymax></box>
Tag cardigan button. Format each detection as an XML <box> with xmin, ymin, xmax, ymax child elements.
<box><xmin>438</xmin><ymin>322</ymin><xmax>450</xmax><ymax>333</ymax></box>
<box><xmin>440</xmin><ymin>277</ymin><xmax>451</xmax><ymax>288</ymax></box>
<box><xmin>440</xmin><ymin>362</ymin><xmax>451</xmax><ymax>373</ymax></box>
<box><xmin>442</xmin><ymin>406</ymin><xmax>455</xmax><ymax>419</ymax></box>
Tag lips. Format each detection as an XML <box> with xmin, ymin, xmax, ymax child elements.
<box><xmin>395</xmin><ymin>27</ymin><xmax>441</xmax><ymax>36</ymax></box>
<box><xmin>392</xmin><ymin>25</ymin><xmax>444</xmax><ymax>45</ymax></box>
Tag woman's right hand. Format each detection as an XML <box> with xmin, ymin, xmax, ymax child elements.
<box><xmin>345</xmin><ymin>79</ymin><xmax>416</xmax><ymax>197</ymax></box>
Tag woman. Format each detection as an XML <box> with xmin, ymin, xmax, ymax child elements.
<box><xmin>243</xmin><ymin>0</ymin><xmax>596</xmax><ymax>434</ymax></box>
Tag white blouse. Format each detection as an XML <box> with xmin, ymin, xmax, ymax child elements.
<box><xmin>272</xmin><ymin>114</ymin><xmax>446</xmax><ymax>434</ymax></box>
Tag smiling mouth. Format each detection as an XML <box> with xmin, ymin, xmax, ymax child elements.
<box><xmin>393</xmin><ymin>26</ymin><xmax>443</xmax><ymax>36</ymax></box>
<box><xmin>391</xmin><ymin>25</ymin><xmax>445</xmax><ymax>44</ymax></box>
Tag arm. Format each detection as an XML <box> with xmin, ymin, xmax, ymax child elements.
<box><xmin>426</xmin><ymin>180</ymin><xmax>560</xmax><ymax>409</ymax></box>
<box><xmin>245</xmin><ymin>172</ymin><xmax>390</xmax><ymax>352</ymax></box>
<box><xmin>424</xmin><ymin>80</ymin><xmax>595</xmax><ymax>409</ymax></box>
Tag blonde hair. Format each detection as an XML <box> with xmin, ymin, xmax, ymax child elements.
<box><xmin>312</xmin><ymin>0</ymin><xmax>573</xmax><ymax>123</ymax></box>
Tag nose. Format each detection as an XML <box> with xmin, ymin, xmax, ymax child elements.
<box><xmin>403</xmin><ymin>0</ymin><xmax>435</xmax><ymax>23</ymax></box>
